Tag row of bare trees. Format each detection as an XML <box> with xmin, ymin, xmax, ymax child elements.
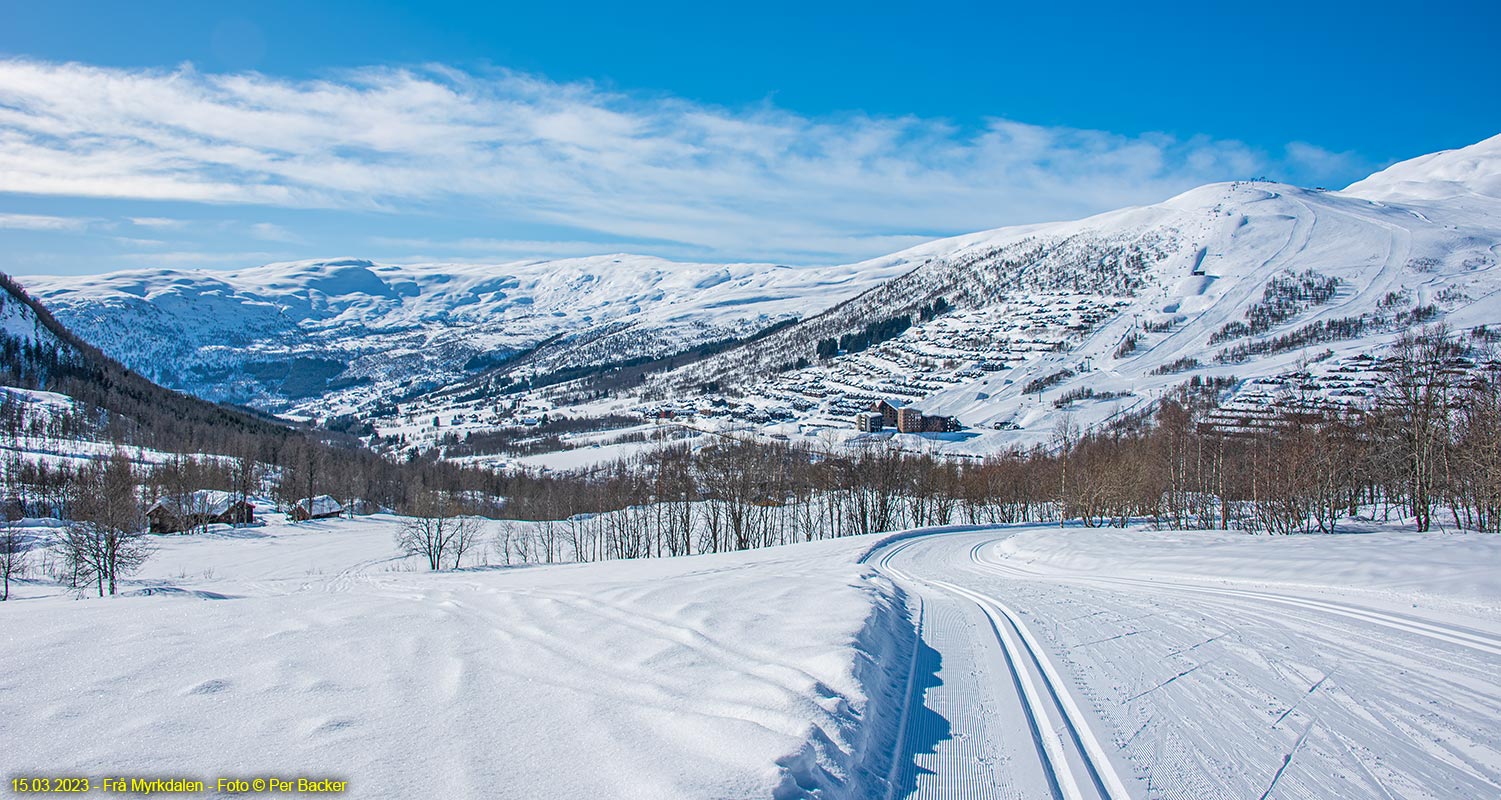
<box><xmin>6</xmin><ymin>326</ymin><xmax>1496</xmax><ymax>586</ymax></box>
<box><xmin>487</xmin><ymin>326</ymin><xmax>1500</xmax><ymax>564</ymax></box>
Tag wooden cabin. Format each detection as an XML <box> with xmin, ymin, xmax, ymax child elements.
<box><xmin>147</xmin><ymin>490</ymin><xmax>254</xmax><ymax>533</ymax></box>
<box><xmin>291</xmin><ymin>495</ymin><xmax>345</xmax><ymax>521</ymax></box>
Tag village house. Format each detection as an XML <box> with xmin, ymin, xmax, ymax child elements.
<box><xmin>291</xmin><ymin>494</ymin><xmax>345</xmax><ymax>521</ymax></box>
<box><xmin>147</xmin><ymin>490</ymin><xmax>255</xmax><ymax>533</ymax></box>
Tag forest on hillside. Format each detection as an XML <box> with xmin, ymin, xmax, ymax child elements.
<box><xmin>3</xmin><ymin>302</ymin><xmax>1497</xmax><ymax>599</ymax></box>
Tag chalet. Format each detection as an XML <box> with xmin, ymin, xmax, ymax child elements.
<box><xmin>291</xmin><ymin>495</ymin><xmax>344</xmax><ymax>521</ymax></box>
<box><xmin>147</xmin><ymin>490</ymin><xmax>255</xmax><ymax>533</ymax></box>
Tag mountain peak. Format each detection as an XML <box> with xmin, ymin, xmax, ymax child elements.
<box><xmin>1342</xmin><ymin>132</ymin><xmax>1501</xmax><ymax>205</ymax></box>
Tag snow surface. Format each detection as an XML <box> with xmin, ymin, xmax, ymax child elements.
<box><xmin>1</xmin><ymin>514</ymin><xmax>907</xmax><ymax>799</ymax></box>
<box><xmin>4</xmin><ymin>516</ymin><xmax>1498</xmax><ymax>798</ymax></box>
<box><xmin>873</xmin><ymin>525</ymin><xmax>1501</xmax><ymax>799</ymax></box>
<box><xmin>1345</xmin><ymin>132</ymin><xmax>1501</xmax><ymax>206</ymax></box>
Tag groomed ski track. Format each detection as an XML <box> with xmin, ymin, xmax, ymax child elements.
<box><xmin>865</xmin><ymin>527</ymin><xmax>1501</xmax><ymax>799</ymax></box>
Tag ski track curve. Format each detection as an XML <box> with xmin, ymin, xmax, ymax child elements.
<box><xmin>872</xmin><ymin>537</ymin><xmax>1135</xmax><ymax>800</ymax></box>
<box><xmin>866</xmin><ymin>527</ymin><xmax>1501</xmax><ymax>799</ymax></box>
<box><xmin>967</xmin><ymin>544</ymin><xmax>1501</xmax><ymax>658</ymax></box>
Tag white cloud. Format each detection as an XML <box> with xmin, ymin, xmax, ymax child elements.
<box><xmin>0</xmin><ymin>58</ymin><xmax>1307</xmax><ymax>262</ymax></box>
<box><xmin>249</xmin><ymin>222</ymin><xmax>304</xmax><ymax>243</ymax></box>
<box><xmin>112</xmin><ymin>236</ymin><xmax>168</xmax><ymax>247</ymax></box>
<box><xmin>128</xmin><ymin>216</ymin><xmax>188</xmax><ymax>229</ymax></box>
<box><xmin>0</xmin><ymin>212</ymin><xmax>92</xmax><ymax>231</ymax></box>
<box><xmin>1284</xmin><ymin>141</ymin><xmax>1372</xmax><ymax>186</ymax></box>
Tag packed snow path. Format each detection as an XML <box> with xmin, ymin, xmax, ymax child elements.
<box><xmin>869</xmin><ymin>529</ymin><xmax>1501</xmax><ymax>799</ymax></box>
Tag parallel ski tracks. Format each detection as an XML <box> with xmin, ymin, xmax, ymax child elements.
<box><xmin>967</xmin><ymin>543</ymin><xmax>1501</xmax><ymax>659</ymax></box>
<box><xmin>874</xmin><ymin>539</ymin><xmax>1133</xmax><ymax>800</ymax></box>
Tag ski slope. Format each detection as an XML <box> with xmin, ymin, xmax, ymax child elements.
<box><xmin>699</xmin><ymin>134</ymin><xmax>1501</xmax><ymax>453</ymax></box>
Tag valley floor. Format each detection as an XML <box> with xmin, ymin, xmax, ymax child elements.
<box><xmin>2</xmin><ymin>517</ymin><xmax>1498</xmax><ymax>799</ymax></box>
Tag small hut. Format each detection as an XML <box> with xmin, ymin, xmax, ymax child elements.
<box><xmin>291</xmin><ymin>495</ymin><xmax>344</xmax><ymax>521</ymax></box>
<box><xmin>147</xmin><ymin>490</ymin><xmax>255</xmax><ymax>533</ymax></box>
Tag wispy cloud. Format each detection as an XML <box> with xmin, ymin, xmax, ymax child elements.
<box><xmin>249</xmin><ymin>222</ymin><xmax>304</xmax><ymax>243</ymax></box>
<box><xmin>112</xmin><ymin>236</ymin><xmax>169</xmax><ymax>247</ymax></box>
<box><xmin>0</xmin><ymin>212</ymin><xmax>93</xmax><ymax>231</ymax></box>
<box><xmin>1283</xmin><ymin>142</ymin><xmax>1374</xmax><ymax>186</ymax></box>
<box><xmin>115</xmin><ymin>250</ymin><xmax>287</xmax><ymax>267</ymax></box>
<box><xmin>0</xmin><ymin>58</ymin><xmax>1315</xmax><ymax>263</ymax></box>
<box><xmin>127</xmin><ymin>216</ymin><xmax>188</xmax><ymax>229</ymax></box>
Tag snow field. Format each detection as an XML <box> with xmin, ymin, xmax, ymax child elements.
<box><xmin>5</xmin><ymin>514</ymin><xmax>1500</xmax><ymax>798</ymax></box>
<box><xmin>1</xmin><ymin>514</ymin><xmax>912</xmax><ymax>799</ymax></box>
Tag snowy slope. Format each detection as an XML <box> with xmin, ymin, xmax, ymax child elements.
<box><xmin>0</xmin><ymin>282</ymin><xmax>66</xmax><ymax>351</ymax></box>
<box><xmin>1345</xmin><ymin>132</ymin><xmax>1501</xmax><ymax>207</ymax></box>
<box><xmin>1</xmin><ymin>514</ymin><xmax>912</xmax><ymax>799</ymax></box>
<box><xmin>874</xmin><ymin>525</ymin><xmax>1501</xmax><ymax>799</ymax></box>
<box><xmin>666</xmin><ymin>134</ymin><xmax>1501</xmax><ymax>452</ymax></box>
<box><xmin>21</xmin><ymin>255</ymin><xmax>913</xmax><ymax>414</ymax></box>
<box><xmin>5</xmin><ymin>515</ymin><xmax>1496</xmax><ymax>798</ymax></box>
<box><xmin>932</xmin><ymin>176</ymin><xmax>1501</xmax><ymax>444</ymax></box>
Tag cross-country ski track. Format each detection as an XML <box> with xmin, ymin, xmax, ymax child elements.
<box><xmin>865</xmin><ymin>527</ymin><xmax>1501</xmax><ymax>799</ymax></box>
<box><xmin>5</xmin><ymin>516</ymin><xmax>1499</xmax><ymax>798</ymax></box>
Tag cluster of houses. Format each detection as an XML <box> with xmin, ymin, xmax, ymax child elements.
<box><xmin>856</xmin><ymin>398</ymin><xmax>961</xmax><ymax>434</ymax></box>
<box><xmin>739</xmin><ymin>294</ymin><xmax>1133</xmax><ymax>430</ymax></box>
<box><xmin>144</xmin><ymin>492</ymin><xmax>361</xmax><ymax>533</ymax></box>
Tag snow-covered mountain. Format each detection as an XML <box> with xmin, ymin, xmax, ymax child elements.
<box><xmin>22</xmin><ymin>255</ymin><xmax>914</xmax><ymax>415</ymax></box>
<box><xmin>651</xmin><ymin>133</ymin><xmax>1501</xmax><ymax>451</ymax></box>
<box><xmin>20</xmin><ymin>134</ymin><xmax>1501</xmax><ymax>455</ymax></box>
<box><xmin>0</xmin><ymin>272</ymin><xmax>294</xmax><ymax>454</ymax></box>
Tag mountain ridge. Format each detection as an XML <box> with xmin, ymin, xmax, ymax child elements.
<box><xmin>22</xmin><ymin>253</ymin><xmax>914</xmax><ymax>414</ymax></box>
<box><xmin>16</xmin><ymin>133</ymin><xmax>1501</xmax><ymax>458</ymax></box>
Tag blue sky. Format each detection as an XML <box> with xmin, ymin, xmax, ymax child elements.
<box><xmin>0</xmin><ymin>0</ymin><xmax>1496</xmax><ymax>274</ymax></box>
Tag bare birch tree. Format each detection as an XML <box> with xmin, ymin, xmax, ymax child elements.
<box><xmin>1</xmin><ymin>513</ymin><xmax>28</xmax><ymax>601</ymax></box>
<box><xmin>64</xmin><ymin>452</ymin><xmax>150</xmax><ymax>596</ymax></box>
<box><xmin>396</xmin><ymin>489</ymin><xmax>481</xmax><ymax>570</ymax></box>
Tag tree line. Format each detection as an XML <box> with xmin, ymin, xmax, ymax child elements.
<box><xmin>3</xmin><ymin>314</ymin><xmax>1497</xmax><ymax>593</ymax></box>
<box><xmin>485</xmin><ymin>325</ymin><xmax>1500</xmax><ymax>566</ymax></box>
